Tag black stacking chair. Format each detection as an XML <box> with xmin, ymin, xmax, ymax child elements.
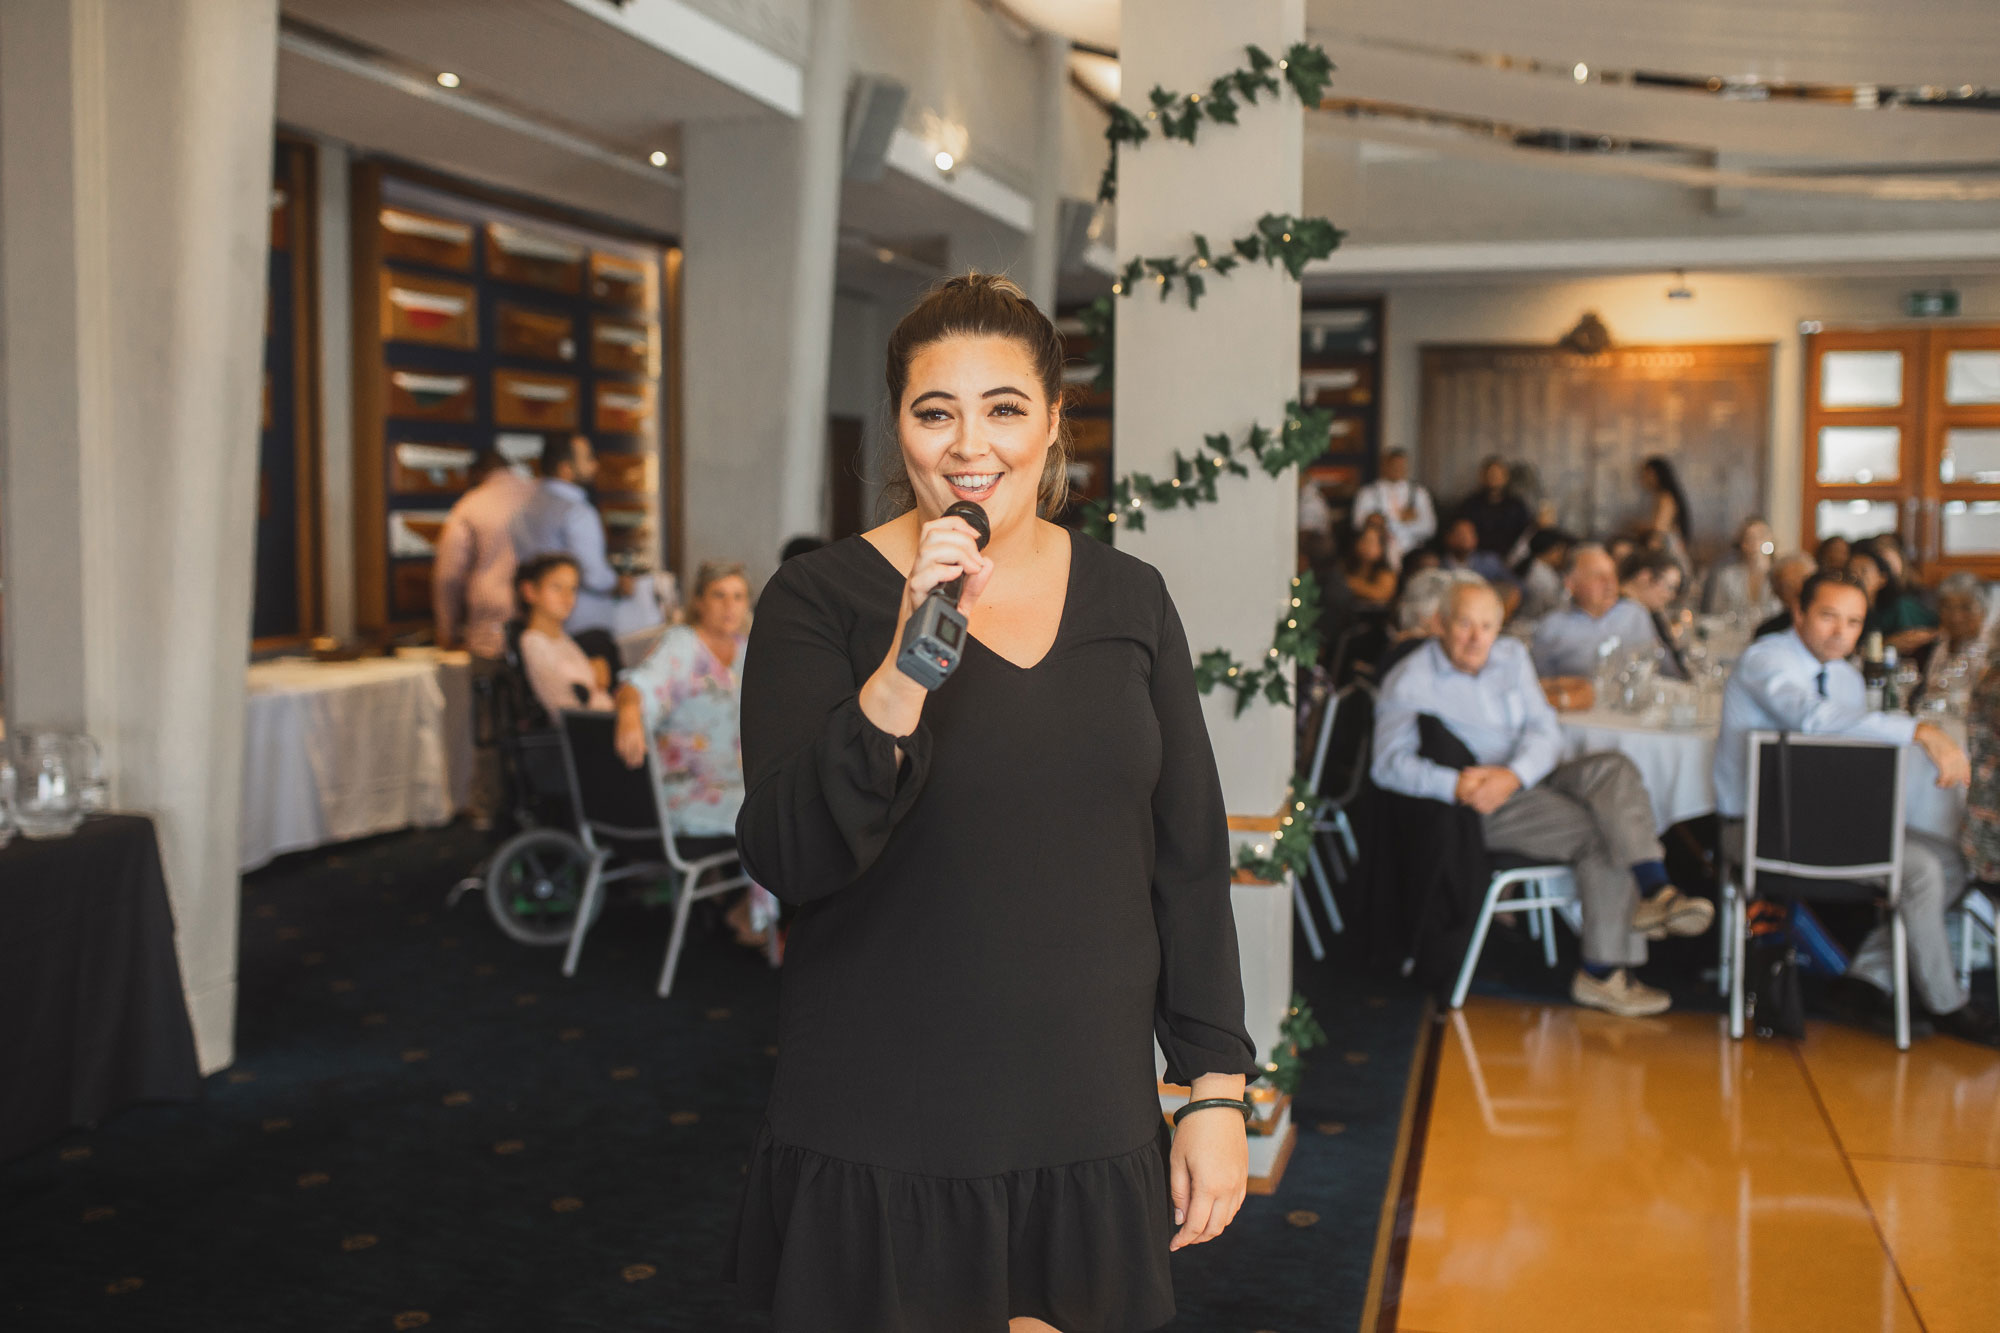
<box><xmin>555</xmin><ymin>710</ymin><xmax>753</xmax><ymax>997</ymax></box>
<box><xmin>1729</xmin><ymin>730</ymin><xmax>1910</xmax><ymax>1048</ymax></box>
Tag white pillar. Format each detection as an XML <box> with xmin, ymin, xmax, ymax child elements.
<box><xmin>1116</xmin><ymin>0</ymin><xmax>1303</xmax><ymax>1065</ymax></box>
<box><xmin>680</xmin><ymin>0</ymin><xmax>848</xmax><ymax>590</ymax></box>
<box><xmin>0</xmin><ymin>0</ymin><xmax>278</xmax><ymax>1073</ymax></box>
<box><xmin>1023</xmin><ymin>29</ymin><xmax>1069</xmax><ymax>314</ymax></box>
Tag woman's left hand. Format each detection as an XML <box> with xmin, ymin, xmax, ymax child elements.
<box><xmin>614</xmin><ymin>695</ymin><xmax>648</xmax><ymax>769</ymax></box>
<box><xmin>1167</xmin><ymin>1105</ymin><xmax>1249</xmax><ymax>1251</ymax></box>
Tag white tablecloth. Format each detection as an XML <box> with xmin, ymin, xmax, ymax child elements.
<box><xmin>1558</xmin><ymin>710</ymin><xmax>1718</xmax><ymax>833</ymax></box>
<box><xmin>241</xmin><ymin>658</ymin><xmax>454</xmax><ymax>871</ymax></box>
<box><xmin>1560</xmin><ymin>709</ymin><xmax>1969</xmax><ymax>841</ymax></box>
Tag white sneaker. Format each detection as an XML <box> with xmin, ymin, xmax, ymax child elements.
<box><xmin>1571</xmin><ymin>967</ymin><xmax>1672</xmax><ymax>1018</ymax></box>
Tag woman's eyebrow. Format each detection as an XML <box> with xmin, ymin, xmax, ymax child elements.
<box><xmin>909</xmin><ymin>389</ymin><xmax>956</xmax><ymax>407</ymax></box>
<box><xmin>982</xmin><ymin>385</ymin><xmax>1029</xmax><ymax>399</ymax></box>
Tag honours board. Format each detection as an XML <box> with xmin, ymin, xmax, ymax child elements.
<box><xmin>355</xmin><ymin>170</ymin><xmax>670</xmax><ymax>631</ymax></box>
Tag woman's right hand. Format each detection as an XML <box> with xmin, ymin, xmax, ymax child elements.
<box><xmin>897</xmin><ymin>514</ymin><xmax>994</xmax><ymax>625</ymax></box>
<box><xmin>860</xmin><ymin>515</ymin><xmax>994</xmax><ymax>745</ymax></box>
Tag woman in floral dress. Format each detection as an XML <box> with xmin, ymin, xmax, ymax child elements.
<box><xmin>614</xmin><ymin>560</ymin><xmax>776</xmax><ymax>948</ymax></box>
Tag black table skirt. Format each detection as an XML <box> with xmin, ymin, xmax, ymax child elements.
<box><xmin>1</xmin><ymin>814</ymin><xmax>202</xmax><ymax>1161</ymax></box>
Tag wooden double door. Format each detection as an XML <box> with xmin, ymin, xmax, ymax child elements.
<box><xmin>1804</xmin><ymin>323</ymin><xmax>2000</xmax><ymax>577</ymax></box>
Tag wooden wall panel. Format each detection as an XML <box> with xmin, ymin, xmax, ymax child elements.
<box><xmin>1419</xmin><ymin>342</ymin><xmax>1773</xmax><ymax>565</ymax></box>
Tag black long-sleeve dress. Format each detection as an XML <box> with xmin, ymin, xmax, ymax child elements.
<box><xmin>721</xmin><ymin>527</ymin><xmax>1260</xmax><ymax>1333</ymax></box>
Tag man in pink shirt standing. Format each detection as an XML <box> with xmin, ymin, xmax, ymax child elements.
<box><xmin>434</xmin><ymin>451</ymin><xmax>536</xmax><ymax>826</ymax></box>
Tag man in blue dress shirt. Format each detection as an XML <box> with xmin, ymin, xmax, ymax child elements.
<box><xmin>511</xmin><ymin>434</ymin><xmax>631</xmax><ymax>638</ymax></box>
<box><xmin>1373</xmin><ymin>579</ymin><xmax>1715</xmax><ymax>1017</ymax></box>
<box><xmin>1530</xmin><ymin>544</ymin><xmax>1672</xmax><ymax>682</ymax></box>
<box><xmin>1715</xmin><ymin>570</ymin><xmax>1995</xmax><ymax>1045</ymax></box>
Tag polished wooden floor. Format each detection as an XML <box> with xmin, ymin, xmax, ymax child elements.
<box><xmin>1394</xmin><ymin>1000</ymin><xmax>2000</xmax><ymax>1333</ymax></box>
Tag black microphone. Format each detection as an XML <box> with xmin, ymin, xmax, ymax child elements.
<box><xmin>895</xmin><ymin>501</ymin><xmax>990</xmax><ymax>690</ymax></box>
<box><xmin>935</xmin><ymin>501</ymin><xmax>991</xmax><ymax>604</ymax></box>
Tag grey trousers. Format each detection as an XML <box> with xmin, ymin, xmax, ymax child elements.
<box><xmin>1724</xmin><ymin>820</ymin><xmax>1969</xmax><ymax>1015</ymax></box>
<box><xmin>1481</xmin><ymin>751</ymin><xmax>1666</xmax><ymax>968</ymax></box>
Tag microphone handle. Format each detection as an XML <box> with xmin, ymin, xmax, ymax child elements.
<box><xmin>938</xmin><ymin>573</ymin><xmax>966</xmax><ymax>606</ymax></box>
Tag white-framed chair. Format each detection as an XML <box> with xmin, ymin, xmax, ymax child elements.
<box><xmin>1955</xmin><ymin>888</ymin><xmax>1998</xmax><ymax>1010</ymax></box>
<box><xmin>1728</xmin><ymin>730</ymin><xmax>1911</xmax><ymax>1048</ymax></box>
<box><xmin>1295</xmin><ymin>682</ymin><xmax>1373</xmax><ymax>958</ymax></box>
<box><xmin>554</xmin><ymin>709</ymin><xmax>754</xmax><ymax>997</ymax></box>
<box><xmin>1449</xmin><ymin>857</ymin><xmax>1581</xmax><ymax>1009</ymax></box>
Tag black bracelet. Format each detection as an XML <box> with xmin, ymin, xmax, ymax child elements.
<box><xmin>1171</xmin><ymin>1097</ymin><xmax>1253</xmax><ymax>1126</ymax></box>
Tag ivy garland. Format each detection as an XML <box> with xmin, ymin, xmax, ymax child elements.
<box><xmin>1257</xmin><ymin>991</ymin><xmax>1329</xmax><ymax>1097</ymax></box>
<box><xmin>1097</xmin><ymin>43</ymin><xmax>1337</xmax><ymax>204</ymax></box>
<box><xmin>1194</xmin><ymin>574</ymin><xmax>1324</xmax><ymax>716</ymax></box>
<box><xmin>1110</xmin><ymin>214</ymin><xmax>1347</xmax><ymax>310</ymax></box>
<box><xmin>1078</xmin><ymin>400</ymin><xmax>1334</xmax><ymax>540</ymax></box>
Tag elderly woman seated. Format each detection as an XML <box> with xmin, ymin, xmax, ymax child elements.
<box><xmin>1918</xmin><ymin>572</ymin><xmax>1991</xmax><ymax>709</ymax></box>
<box><xmin>612</xmin><ymin>560</ymin><xmax>776</xmax><ymax>950</ymax></box>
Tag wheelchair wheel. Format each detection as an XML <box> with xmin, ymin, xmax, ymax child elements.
<box><xmin>484</xmin><ymin>828</ymin><xmax>597</xmax><ymax>946</ymax></box>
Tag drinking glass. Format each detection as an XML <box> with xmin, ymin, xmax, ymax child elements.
<box><xmin>71</xmin><ymin>733</ymin><xmax>108</xmax><ymax>812</ymax></box>
<box><xmin>13</xmin><ymin>730</ymin><xmax>83</xmax><ymax>838</ymax></box>
<box><xmin>0</xmin><ymin>754</ymin><xmax>16</xmax><ymax>849</ymax></box>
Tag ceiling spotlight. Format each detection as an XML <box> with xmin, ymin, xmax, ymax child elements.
<box><xmin>649</xmin><ymin>150</ymin><xmax>669</xmax><ymax>167</ymax></box>
<box><xmin>1572</xmin><ymin>63</ymin><xmax>1589</xmax><ymax>83</ymax></box>
<box><xmin>875</xmin><ymin>247</ymin><xmax>895</xmax><ymax>264</ymax></box>
<box><xmin>436</xmin><ymin>71</ymin><xmax>461</xmax><ymax>89</ymax></box>
<box><xmin>934</xmin><ymin>150</ymin><xmax>956</xmax><ymax>172</ymax></box>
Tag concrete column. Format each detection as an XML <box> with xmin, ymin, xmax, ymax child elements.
<box><xmin>1116</xmin><ymin>0</ymin><xmax>1303</xmax><ymax>1066</ymax></box>
<box><xmin>680</xmin><ymin>0</ymin><xmax>848</xmax><ymax>591</ymax></box>
<box><xmin>0</xmin><ymin>0</ymin><xmax>278</xmax><ymax>1072</ymax></box>
<box><xmin>1022</xmin><ymin>29</ymin><xmax>1069</xmax><ymax>314</ymax></box>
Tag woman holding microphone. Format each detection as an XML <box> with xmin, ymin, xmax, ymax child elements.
<box><xmin>723</xmin><ymin>274</ymin><xmax>1258</xmax><ymax>1332</ymax></box>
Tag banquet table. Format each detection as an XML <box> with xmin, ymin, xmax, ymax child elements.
<box><xmin>1558</xmin><ymin>709</ymin><xmax>1718</xmax><ymax>833</ymax></box>
<box><xmin>1558</xmin><ymin>708</ymin><xmax>1969</xmax><ymax>841</ymax></box>
<box><xmin>240</xmin><ymin>657</ymin><xmax>456</xmax><ymax>871</ymax></box>
<box><xmin>1</xmin><ymin>815</ymin><xmax>201</xmax><ymax>1161</ymax></box>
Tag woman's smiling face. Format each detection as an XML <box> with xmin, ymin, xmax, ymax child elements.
<box><xmin>896</xmin><ymin>334</ymin><xmax>1058</xmax><ymax>531</ymax></box>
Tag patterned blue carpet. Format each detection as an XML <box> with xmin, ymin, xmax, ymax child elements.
<box><xmin>1</xmin><ymin>823</ymin><xmax>1427</xmax><ymax>1332</ymax></box>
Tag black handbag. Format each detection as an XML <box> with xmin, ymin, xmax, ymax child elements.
<box><xmin>1746</xmin><ymin>941</ymin><xmax>1806</xmax><ymax>1039</ymax></box>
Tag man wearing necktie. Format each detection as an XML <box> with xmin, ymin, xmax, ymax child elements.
<box><xmin>1715</xmin><ymin>570</ymin><xmax>1995</xmax><ymax>1047</ymax></box>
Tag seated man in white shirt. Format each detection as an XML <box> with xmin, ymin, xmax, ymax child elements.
<box><xmin>1715</xmin><ymin>570</ymin><xmax>1995</xmax><ymax>1046</ymax></box>
<box><xmin>1531</xmin><ymin>543</ymin><xmax>1673</xmax><ymax>681</ymax></box>
<box><xmin>1351</xmin><ymin>448</ymin><xmax>1437</xmax><ymax>568</ymax></box>
<box><xmin>1373</xmin><ymin>579</ymin><xmax>1716</xmax><ymax>1017</ymax></box>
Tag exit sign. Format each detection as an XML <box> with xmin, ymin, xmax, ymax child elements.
<box><xmin>1906</xmin><ymin>289</ymin><xmax>1960</xmax><ymax>317</ymax></box>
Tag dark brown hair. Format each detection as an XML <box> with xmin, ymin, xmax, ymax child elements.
<box><xmin>514</xmin><ymin>552</ymin><xmax>580</xmax><ymax>614</ymax></box>
<box><xmin>880</xmin><ymin>272</ymin><xmax>1070</xmax><ymax>519</ymax></box>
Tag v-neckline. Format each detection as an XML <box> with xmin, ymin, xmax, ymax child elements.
<box><xmin>858</xmin><ymin>524</ymin><xmax>1077</xmax><ymax>673</ymax></box>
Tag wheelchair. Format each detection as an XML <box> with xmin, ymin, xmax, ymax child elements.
<box><xmin>443</xmin><ymin>620</ymin><xmax>597</xmax><ymax>945</ymax></box>
<box><xmin>450</xmin><ymin>623</ymin><xmax>762</xmax><ymax>989</ymax></box>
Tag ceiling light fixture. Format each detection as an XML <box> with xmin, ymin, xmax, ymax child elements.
<box><xmin>1667</xmin><ymin>269</ymin><xmax>1694</xmax><ymax>300</ymax></box>
<box><xmin>1572</xmin><ymin>63</ymin><xmax>1589</xmax><ymax>83</ymax></box>
<box><xmin>934</xmin><ymin>150</ymin><xmax>956</xmax><ymax>172</ymax></box>
<box><xmin>436</xmin><ymin>71</ymin><xmax>461</xmax><ymax>89</ymax></box>
<box><xmin>649</xmin><ymin>150</ymin><xmax>669</xmax><ymax>167</ymax></box>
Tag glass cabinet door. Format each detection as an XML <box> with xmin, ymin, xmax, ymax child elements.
<box><xmin>1929</xmin><ymin>327</ymin><xmax>2000</xmax><ymax>574</ymax></box>
<box><xmin>1803</xmin><ymin>329</ymin><xmax>1922</xmax><ymax>552</ymax></box>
